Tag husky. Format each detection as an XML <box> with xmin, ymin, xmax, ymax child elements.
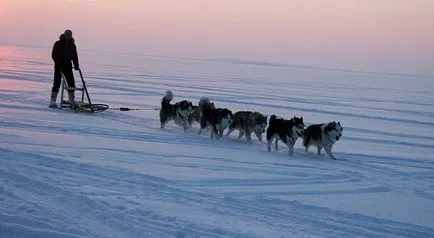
<box><xmin>198</xmin><ymin>97</ymin><xmax>233</xmax><ymax>139</ymax></box>
<box><xmin>159</xmin><ymin>90</ymin><xmax>194</xmax><ymax>132</ymax></box>
<box><xmin>303</xmin><ymin>121</ymin><xmax>343</xmax><ymax>160</ymax></box>
<box><xmin>225</xmin><ymin>111</ymin><xmax>268</xmax><ymax>142</ymax></box>
<box><xmin>266</xmin><ymin>115</ymin><xmax>305</xmax><ymax>156</ymax></box>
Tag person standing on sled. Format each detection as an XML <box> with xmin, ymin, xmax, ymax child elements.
<box><xmin>49</xmin><ymin>29</ymin><xmax>80</xmax><ymax>108</ymax></box>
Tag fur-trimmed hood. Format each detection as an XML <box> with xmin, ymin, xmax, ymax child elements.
<box><xmin>59</xmin><ymin>34</ymin><xmax>75</xmax><ymax>44</ymax></box>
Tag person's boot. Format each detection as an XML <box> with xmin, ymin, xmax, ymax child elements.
<box><xmin>49</xmin><ymin>92</ymin><xmax>58</xmax><ymax>108</ymax></box>
<box><xmin>68</xmin><ymin>90</ymin><xmax>77</xmax><ymax>110</ymax></box>
<box><xmin>68</xmin><ymin>90</ymin><xmax>75</xmax><ymax>103</ymax></box>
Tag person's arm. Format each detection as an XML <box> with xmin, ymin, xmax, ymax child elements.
<box><xmin>71</xmin><ymin>43</ymin><xmax>79</xmax><ymax>70</ymax></box>
<box><xmin>51</xmin><ymin>42</ymin><xmax>58</xmax><ymax>62</ymax></box>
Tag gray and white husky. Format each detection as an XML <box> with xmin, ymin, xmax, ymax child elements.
<box><xmin>302</xmin><ymin>121</ymin><xmax>343</xmax><ymax>160</ymax></box>
<box><xmin>225</xmin><ymin>111</ymin><xmax>268</xmax><ymax>142</ymax></box>
<box><xmin>266</xmin><ymin>115</ymin><xmax>304</xmax><ymax>156</ymax></box>
<box><xmin>159</xmin><ymin>90</ymin><xmax>194</xmax><ymax>132</ymax></box>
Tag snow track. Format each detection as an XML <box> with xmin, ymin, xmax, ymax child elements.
<box><xmin>1</xmin><ymin>45</ymin><xmax>434</xmax><ymax>237</ymax></box>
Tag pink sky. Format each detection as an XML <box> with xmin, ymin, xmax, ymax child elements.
<box><xmin>1</xmin><ymin>0</ymin><xmax>433</xmax><ymax>74</ymax></box>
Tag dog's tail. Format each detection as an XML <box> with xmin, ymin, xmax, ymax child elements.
<box><xmin>269</xmin><ymin>114</ymin><xmax>277</xmax><ymax>124</ymax></box>
<box><xmin>198</xmin><ymin>97</ymin><xmax>214</xmax><ymax>113</ymax></box>
<box><xmin>302</xmin><ymin>127</ymin><xmax>310</xmax><ymax>147</ymax></box>
<box><xmin>161</xmin><ymin>90</ymin><xmax>174</xmax><ymax>106</ymax></box>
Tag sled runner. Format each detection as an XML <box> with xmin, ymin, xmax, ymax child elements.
<box><xmin>60</xmin><ymin>68</ymin><xmax>109</xmax><ymax>113</ymax></box>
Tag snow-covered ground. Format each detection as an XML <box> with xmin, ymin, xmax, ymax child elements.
<box><xmin>1</xmin><ymin>45</ymin><xmax>434</xmax><ymax>238</ymax></box>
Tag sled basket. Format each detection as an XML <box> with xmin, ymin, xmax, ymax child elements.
<box><xmin>60</xmin><ymin>100</ymin><xmax>109</xmax><ymax>113</ymax></box>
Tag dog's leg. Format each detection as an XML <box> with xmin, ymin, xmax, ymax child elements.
<box><xmin>323</xmin><ymin>146</ymin><xmax>336</xmax><ymax>160</ymax></box>
<box><xmin>160</xmin><ymin>115</ymin><xmax>166</xmax><ymax>128</ymax></box>
<box><xmin>199</xmin><ymin>119</ymin><xmax>207</xmax><ymax>135</ymax></box>
<box><xmin>255</xmin><ymin>131</ymin><xmax>263</xmax><ymax>142</ymax></box>
<box><xmin>215</xmin><ymin>127</ymin><xmax>222</xmax><ymax>140</ymax></box>
<box><xmin>288</xmin><ymin>147</ymin><xmax>294</xmax><ymax>156</ymax></box>
<box><xmin>183</xmin><ymin>120</ymin><xmax>188</xmax><ymax>132</ymax></box>
<box><xmin>219</xmin><ymin>129</ymin><xmax>224</xmax><ymax>139</ymax></box>
<box><xmin>209</xmin><ymin>125</ymin><xmax>214</xmax><ymax>139</ymax></box>
<box><xmin>160</xmin><ymin>119</ymin><xmax>168</xmax><ymax>129</ymax></box>
<box><xmin>211</xmin><ymin>124</ymin><xmax>218</xmax><ymax>140</ymax></box>
<box><xmin>317</xmin><ymin>146</ymin><xmax>322</xmax><ymax>155</ymax></box>
<box><xmin>274</xmin><ymin>137</ymin><xmax>279</xmax><ymax>151</ymax></box>
<box><xmin>287</xmin><ymin>142</ymin><xmax>294</xmax><ymax>156</ymax></box>
<box><xmin>188</xmin><ymin>117</ymin><xmax>193</xmax><ymax>128</ymax></box>
<box><xmin>267</xmin><ymin>138</ymin><xmax>273</xmax><ymax>152</ymax></box>
<box><xmin>238</xmin><ymin>130</ymin><xmax>245</xmax><ymax>139</ymax></box>
<box><xmin>291</xmin><ymin>140</ymin><xmax>297</xmax><ymax>156</ymax></box>
<box><xmin>211</xmin><ymin>128</ymin><xmax>219</xmax><ymax>140</ymax></box>
<box><xmin>245</xmin><ymin>128</ymin><xmax>252</xmax><ymax>141</ymax></box>
<box><xmin>246</xmin><ymin>133</ymin><xmax>252</xmax><ymax>141</ymax></box>
<box><xmin>225</xmin><ymin>127</ymin><xmax>235</xmax><ymax>136</ymax></box>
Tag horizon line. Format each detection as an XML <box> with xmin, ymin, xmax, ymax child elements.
<box><xmin>1</xmin><ymin>42</ymin><xmax>432</xmax><ymax>80</ymax></box>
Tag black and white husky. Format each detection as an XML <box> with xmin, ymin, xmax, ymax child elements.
<box><xmin>159</xmin><ymin>90</ymin><xmax>194</xmax><ymax>132</ymax></box>
<box><xmin>198</xmin><ymin>97</ymin><xmax>233</xmax><ymax>139</ymax></box>
<box><xmin>303</xmin><ymin>121</ymin><xmax>343</xmax><ymax>160</ymax></box>
<box><xmin>266</xmin><ymin>115</ymin><xmax>305</xmax><ymax>156</ymax></box>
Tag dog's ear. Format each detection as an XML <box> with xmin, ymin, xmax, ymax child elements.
<box><xmin>337</xmin><ymin>121</ymin><xmax>341</xmax><ymax>126</ymax></box>
<box><xmin>325</xmin><ymin>122</ymin><xmax>334</xmax><ymax>132</ymax></box>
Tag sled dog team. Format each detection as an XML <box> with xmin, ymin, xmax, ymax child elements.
<box><xmin>159</xmin><ymin>91</ymin><xmax>343</xmax><ymax>160</ymax></box>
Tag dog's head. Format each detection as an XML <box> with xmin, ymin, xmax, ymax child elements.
<box><xmin>177</xmin><ymin>100</ymin><xmax>194</xmax><ymax>117</ymax></box>
<box><xmin>290</xmin><ymin>116</ymin><xmax>305</xmax><ymax>137</ymax></box>
<box><xmin>325</xmin><ymin>121</ymin><xmax>343</xmax><ymax>142</ymax></box>
<box><xmin>252</xmin><ymin>112</ymin><xmax>268</xmax><ymax>134</ymax></box>
<box><xmin>198</xmin><ymin>97</ymin><xmax>215</xmax><ymax>112</ymax></box>
<box><xmin>191</xmin><ymin>105</ymin><xmax>199</xmax><ymax>114</ymax></box>
<box><xmin>161</xmin><ymin>90</ymin><xmax>175</xmax><ymax>109</ymax></box>
<box><xmin>218</xmin><ymin>108</ymin><xmax>233</xmax><ymax>130</ymax></box>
